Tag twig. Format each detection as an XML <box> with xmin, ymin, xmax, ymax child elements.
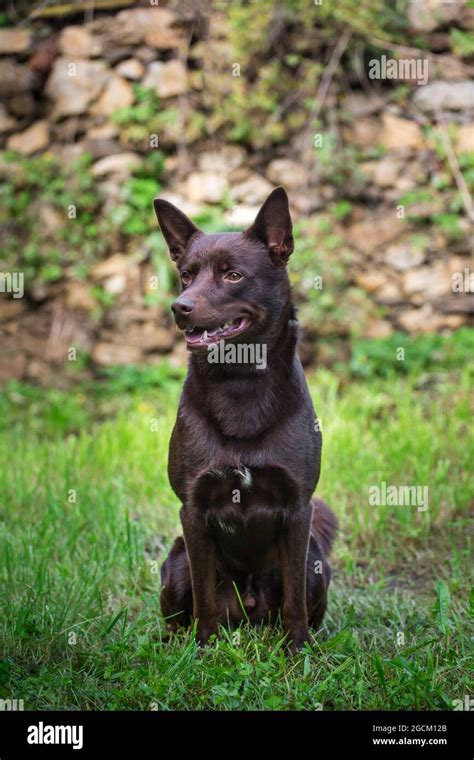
<box><xmin>305</xmin><ymin>26</ymin><xmax>352</xmax><ymax>181</ymax></box>
<box><xmin>435</xmin><ymin>111</ymin><xmax>473</xmax><ymax>223</ymax></box>
<box><xmin>313</xmin><ymin>26</ymin><xmax>353</xmax><ymax>124</ymax></box>
<box><xmin>175</xmin><ymin>10</ymin><xmax>200</xmax><ymax>174</ymax></box>
<box><xmin>368</xmin><ymin>35</ymin><xmax>474</xmax><ymax>77</ymax></box>
<box><xmin>26</xmin><ymin>0</ymin><xmax>134</xmax><ymax>19</ymax></box>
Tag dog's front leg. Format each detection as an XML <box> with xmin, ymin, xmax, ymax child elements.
<box><xmin>278</xmin><ymin>502</ymin><xmax>312</xmax><ymax>654</ymax></box>
<box><xmin>180</xmin><ymin>506</ymin><xmax>218</xmax><ymax>646</ymax></box>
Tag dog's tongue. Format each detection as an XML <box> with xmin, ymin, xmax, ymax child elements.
<box><xmin>186</xmin><ymin>318</ymin><xmax>246</xmax><ymax>345</ymax></box>
<box><xmin>186</xmin><ymin>328</ymin><xmax>208</xmax><ymax>344</ymax></box>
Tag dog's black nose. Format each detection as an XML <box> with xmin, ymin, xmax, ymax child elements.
<box><xmin>172</xmin><ymin>296</ymin><xmax>195</xmax><ymax>316</ymax></box>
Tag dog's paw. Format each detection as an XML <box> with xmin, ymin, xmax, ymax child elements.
<box><xmin>286</xmin><ymin>629</ymin><xmax>311</xmax><ymax>656</ymax></box>
<box><xmin>196</xmin><ymin>622</ymin><xmax>218</xmax><ymax>647</ymax></box>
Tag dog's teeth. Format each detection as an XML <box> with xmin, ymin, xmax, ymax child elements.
<box><xmin>203</xmin><ymin>330</ymin><xmax>208</xmax><ymax>340</ymax></box>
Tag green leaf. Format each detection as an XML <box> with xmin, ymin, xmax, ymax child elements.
<box><xmin>435</xmin><ymin>581</ymin><xmax>451</xmax><ymax>635</ymax></box>
<box><xmin>450</xmin><ymin>28</ymin><xmax>474</xmax><ymax>58</ymax></box>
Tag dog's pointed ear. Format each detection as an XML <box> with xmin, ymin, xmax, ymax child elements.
<box><xmin>153</xmin><ymin>198</ymin><xmax>201</xmax><ymax>263</ymax></box>
<box><xmin>245</xmin><ymin>186</ymin><xmax>294</xmax><ymax>267</ymax></box>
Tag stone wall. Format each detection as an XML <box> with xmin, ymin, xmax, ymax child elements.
<box><xmin>0</xmin><ymin>1</ymin><xmax>473</xmax><ymax>385</ymax></box>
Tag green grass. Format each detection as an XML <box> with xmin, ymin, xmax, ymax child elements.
<box><xmin>0</xmin><ymin>356</ymin><xmax>472</xmax><ymax>711</ymax></box>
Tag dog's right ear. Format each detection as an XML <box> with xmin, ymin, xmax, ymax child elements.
<box><xmin>245</xmin><ymin>186</ymin><xmax>294</xmax><ymax>267</ymax></box>
<box><xmin>153</xmin><ymin>199</ymin><xmax>201</xmax><ymax>263</ymax></box>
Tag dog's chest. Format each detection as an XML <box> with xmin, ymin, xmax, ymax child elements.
<box><xmin>193</xmin><ymin>463</ymin><xmax>297</xmax><ymax>524</ymax></box>
<box><xmin>191</xmin><ymin>465</ymin><xmax>297</xmax><ymax>569</ymax></box>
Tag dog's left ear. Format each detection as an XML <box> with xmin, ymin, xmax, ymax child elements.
<box><xmin>245</xmin><ymin>186</ymin><xmax>294</xmax><ymax>267</ymax></box>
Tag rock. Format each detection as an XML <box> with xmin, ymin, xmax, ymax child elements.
<box><xmin>104</xmin><ymin>304</ymin><xmax>165</xmax><ymax>330</ymax></box>
<box><xmin>184</xmin><ymin>171</ymin><xmax>227</xmax><ymax>204</ymax></box>
<box><xmin>398</xmin><ymin>304</ymin><xmax>465</xmax><ymax>333</ymax></box>
<box><xmin>457</xmin><ymin>123</ymin><xmax>474</xmax><ymax>154</ymax></box>
<box><xmin>45</xmin><ymin>58</ymin><xmax>110</xmax><ymax>117</ymax></box>
<box><xmin>7</xmin><ymin>120</ymin><xmax>49</xmax><ymax>155</ymax></box>
<box><xmin>26</xmin><ymin>359</ymin><xmax>55</xmax><ymax>383</ymax></box>
<box><xmin>86</xmin><ymin>123</ymin><xmax>120</xmax><ymax>140</ymax></box>
<box><xmin>346</xmin><ymin>211</ymin><xmax>405</xmax><ymax>253</ymax></box>
<box><xmin>380</xmin><ymin>114</ymin><xmax>424</xmax><ymax>151</ymax></box>
<box><xmin>116</xmin><ymin>58</ymin><xmax>145</xmax><ymax>80</ymax></box>
<box><xmin>361</xmin><ymin>157</ymin><xmax>403</xmax><ymax>188</ymax></box>
<box><xmin>90</xmin><ymin>253</ymin><xmax>130</xmax><ymax>281</ymax></box>
<box><xmin>0</xmin><ymin>104</ymin><xmax>16</xmax><ymax>133</ymax></box>
<box><xmin>91</xmin><ymin>152</ymin><xmax>141</xmax><ymax>177</ymax></box>
<box><xmin>85</xmin><ymin>138</ymin><xmax>122</xmax><ymax>160</ymax></box>
<box><xmin>384</xmin><ymin>241</ymin><xmax>425</xmax><ymax>270</ymax></box>
<box><xmin>266</xmin><ymin>159</ymin><xmax>309</xmax><ymax>189</ymax></box>
<box><xmin>28</xmin><ymin>36</ymin><xmax>58</xmax><ymax>78</ymax></box>
<box><xmin>402</xmin><ymin>259</ymin><xmax>463</xmax><ymax>299</ymax></box>
<box><xmin>48</xmin><ymin>142</ymin><xmax>84</xmax><ymax>163</ymax></box>
<box><xmin>103</xmin><ymin>273</ymin><xmax>127</xmax><ymax>295</ymax></box>
<box><xmin>0</xmin><ymin>59</ymin><xmax>32</xmax><ymax>96</ymax></box>
<box><xmin>197</xmin><ymin>146</ymin><xmax>246</xmax><ymax>176</ymax></box>
<box><xmin>413</xmin><ymin>81</ymin><xmax>474</xmax><ymax>112</ymax></box>
<box><xmin>291</xmin><ymin>192</ymin><xmax>324</xmax><ymax>214</ymax></box>
<box><xmin>92</xmin><ymin>342</ymin><xmax>142</xmax><ymax>366</ymax></box>
<box><xmin>38</xmin><ymin>204</ymin><xmax>64</xmax><ymax>233</ymax></box>
<box><xmin>397</xmin><ymin>305</ymin><xmax>434</xmax><ymax>332</ymax></box>
<box><xmin>97</xmin><ymin>179</ymin><xmax>122</xmax><ymax>207</ymax></box>
<box><xmin>230</xmin><ymin>173</ymin><xmax>274</xmax><ymax>204</ymax></box>
<box><xmin>460</xmin><ymin>5</ymin><xmax>474</xmax><ymax>30</ymax></box>
<box><xmin>375</xmin><ymin>282</ymin><xmax>403</xmax><ymax>305</ymax></box>
<box><xmin>402</xmin><ymin>198</ymin><xmax>442</xmax><ymax>218</ymax></box>
<box><xmin>0</xmin><ymin>345</ymin><xmax>26</xmax><ymax>383</ymax></box>
<box><xmin>0</xmin><ymin>28</ymin><xmax>31</xmax><ymax>54</ymax></box>
<box><xmin>342</xmin><ymin>117</ymin><xmax>382</xmax><ymax>149</ymax></box>
<box><xmin>145</xmin><ymin>27</ymin><xmax>184</xmax><ymax>51</ymax></box>
<box><xmin>0</xmin><ymin>154</ymin><xmax>26</xmax><ymax>181</ymax></box>
<box><xmin>407</xmin><ymin>0</ymin><xmax>464</xmax><ymax>32</ymax></box>
<box><xmin>343</xmin><ymin>92</ymin><xmax>386</xmax><ymax>116</ymax></box>
<box><xmin>65</xmin><ymin>283</ymin><xmax>97</xmax><ymax>312</ymax></box>
<box><xmin>58</xmin><ymin>26</ymin><xmax>102</xmax><ymax>58</ymax></box>
<box><xmin>134</xmin><ymin>46</ymin><xmax>158</xmax><ymax>64</ymax></box>
<box><xmin>0</xmin><ymin>299</ymin><xmax>25</xmax><ymax>322</ymax></box>
<box><xmin>167</xmin><ymin>339</ymin><xmax>188</xmax><ymax>369</ymax></box>
<box><xmin>99</xmin><ymin>44</ymin><xmax>136</xmax><ymax>66</ymax></box>
<box><xmin>224</xmin><ymin>204</ymin><xmax>260</xmax><ymax>228</ymax></box>
<box><xmin>403</xmin><ymin>268</ymin><xmax>437</xmax><ymax>297</ymax></box>
<box><xmin>433</xmin><ymin>56</ymin><xmax>473</xmax><ymax>81</ymax></box>
<box><xmin>112</xmin><ymin>8</ymin><xmax>183</xmax><ymax>48</ymax></box>
<box><xmin>91</xmin><ymin>75</ymin><xmax>134</xmax><ymax>115</ymax></box>
<box><xmin>354</xmin><ymin>271</ymin><xmax>387</xmax><ymax>293</ymax></box>
<box><xmin>158</xmin><ymin>192</ymin><xmax>202</xmax><ymax>218</ymax></box>
<box><xmin>142</xmin><ymin>60</ymin><xmax>188</xmax><ymax>98</ymax></box>
<box><xmin>8</xmin><ymin>93</ymin><xmax>36</xmax><ymax>118</ymax></box>
<box><xmin>29</xmin><ymin>281</ymin><xmax>57</xmax><ymax>303</ymax></box>
<box><xmin>126</xmin><ymin>323</ymin><xmax>175</xmax><ymax>352</ymax></box>
<box><xmin>364</xmin><ymin>320</ymin><xmax>393</xmax><ymax>339</ymax></box>
<box><xmin>437</xmin><ymin>294</ymin><xmax>474</xmax><ymax>314</ymax></box>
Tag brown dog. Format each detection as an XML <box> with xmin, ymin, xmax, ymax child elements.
<box><xmin>154</xmin><ymin>187</ymin><xmax>337</xmax><ymax>653</ymax></box>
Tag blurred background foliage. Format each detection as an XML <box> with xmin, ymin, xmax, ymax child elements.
<box><xmin>0</xmin><ymin>0</ymin><xmax>472</xmax><ymax>384</ymax></box>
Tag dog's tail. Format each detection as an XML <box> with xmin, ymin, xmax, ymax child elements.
<box><xmin>311</xmin><ymin>497</ymin><xmax>338</xmax><ymax>556</ymax></box>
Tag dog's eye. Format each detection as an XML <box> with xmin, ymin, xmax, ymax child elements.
<box><xmin>180</xmin><ymin>271</ymin><xmax>192</xmax><ymax>285</ymax></box>
<box><xmin>224</xmin><ymin>271</ymin><xmax>242</xmax><ymax>282</ymax></box>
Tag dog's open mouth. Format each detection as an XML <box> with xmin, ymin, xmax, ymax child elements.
<box><xmin>185</xmin><ymin>316</ymin><xmax>250</xmax><ymax>347</ymax></box>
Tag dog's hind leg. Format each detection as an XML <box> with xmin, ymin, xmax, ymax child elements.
<box><xmin>160</xmin><ymin>536</ymin><xmax>193</xmax><ymax>631</ymax></box>
<box><xmin>307</xmin><ymin>498</ymin><xmax>337</xmax><ymax>630</ymax></box>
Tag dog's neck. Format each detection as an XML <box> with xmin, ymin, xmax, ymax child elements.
<box><xmin>186</xmin><ymin>303</ymin><xmax>300</xmax><ymax>439</ymax></box>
